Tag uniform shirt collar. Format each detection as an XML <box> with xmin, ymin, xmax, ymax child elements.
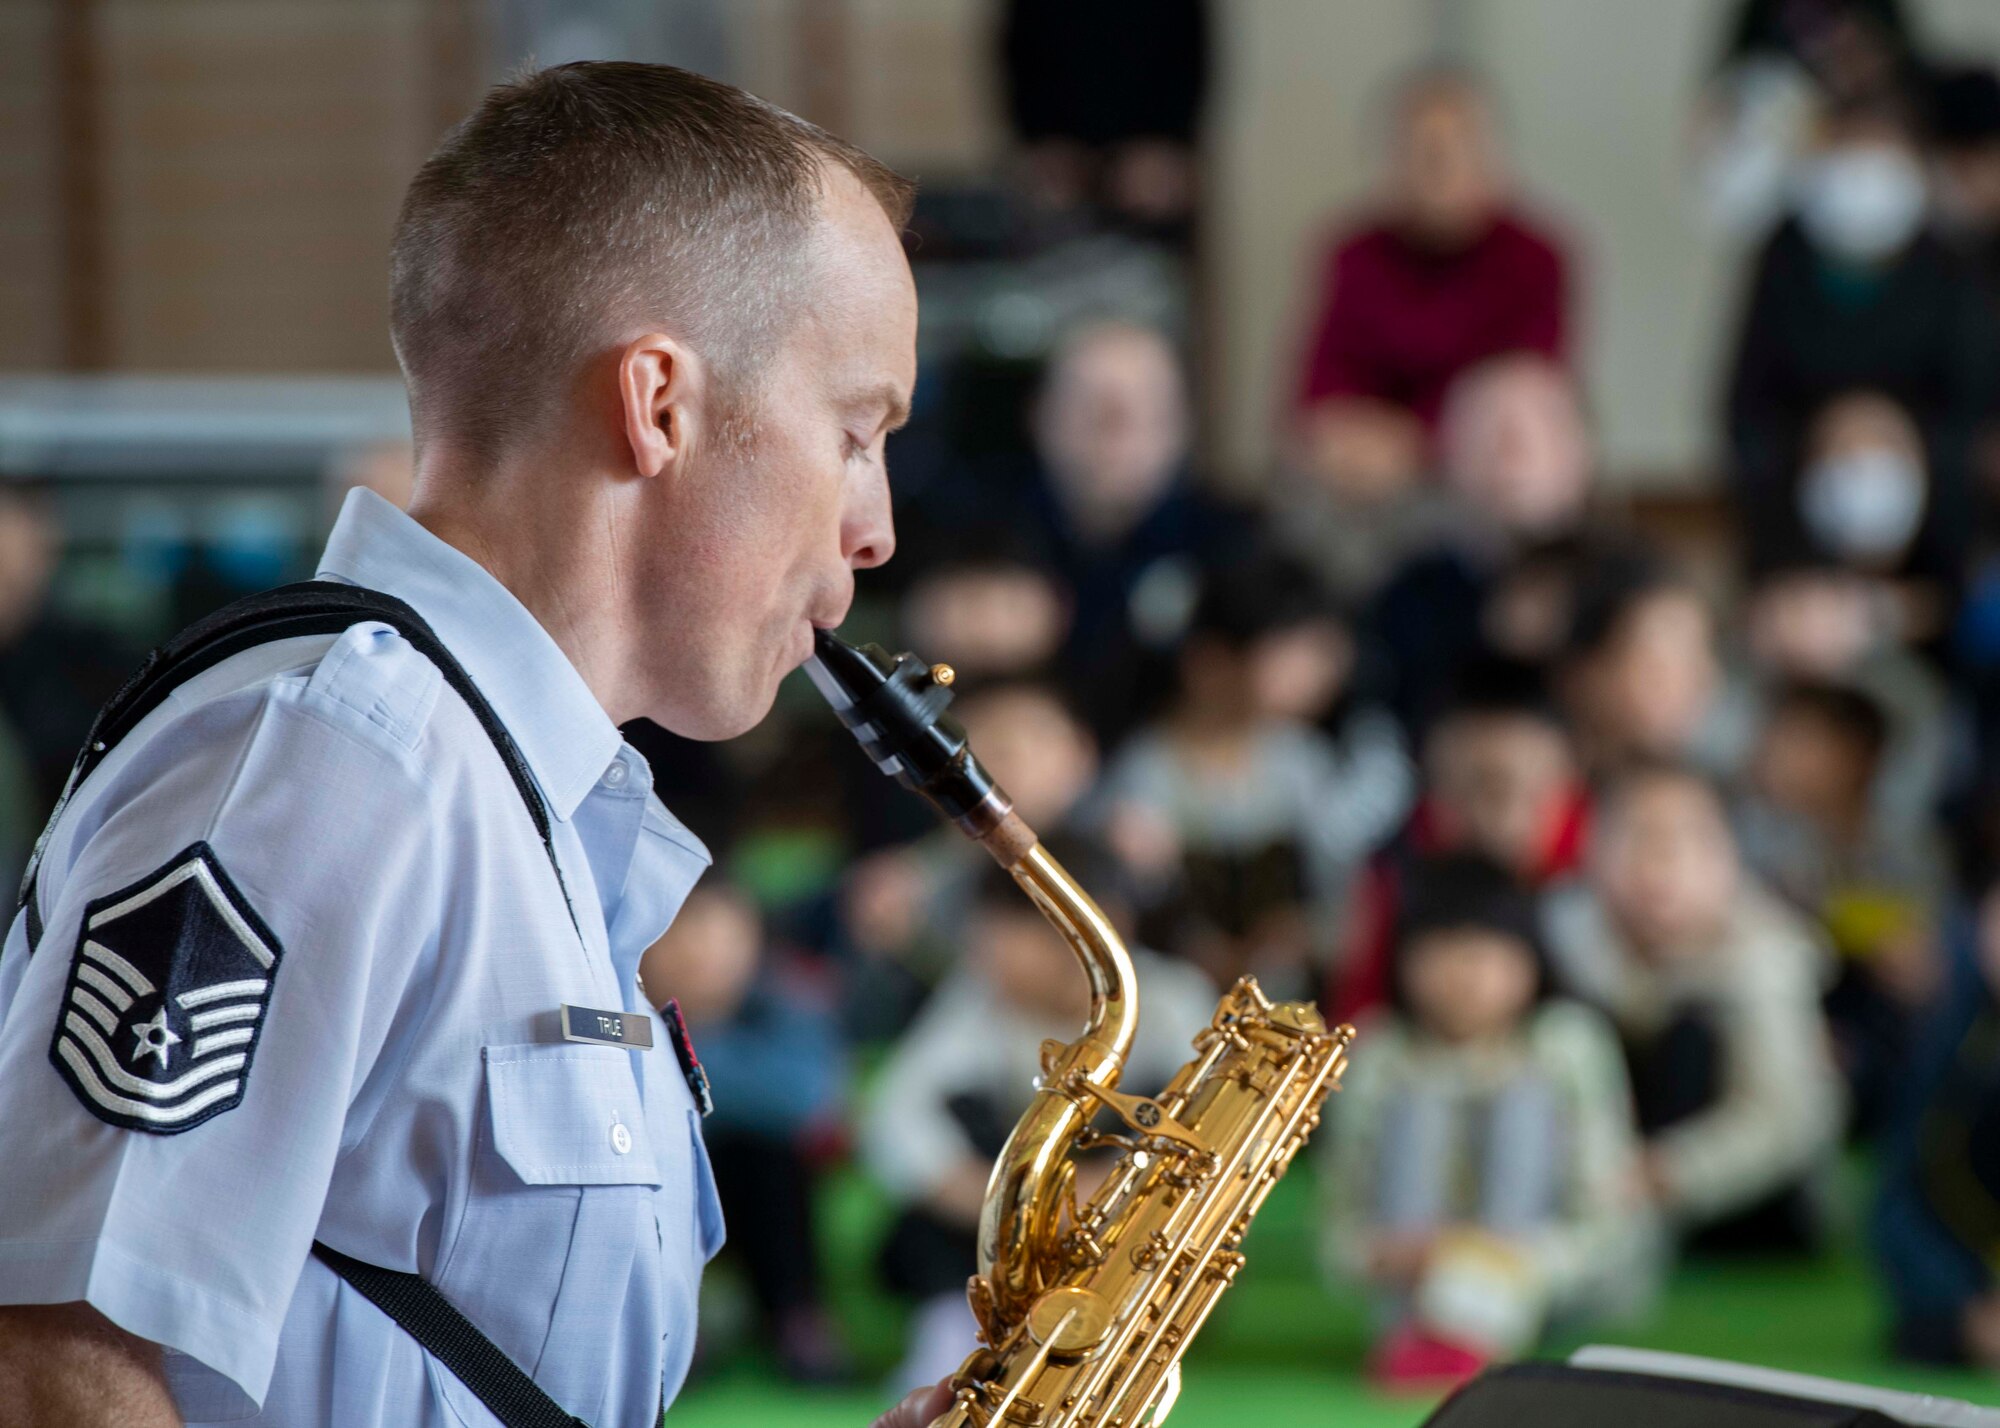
<box><xmin>316</xmin><ymin>487</ymin><xmax>622</xmax><ymax>822</ymax></box>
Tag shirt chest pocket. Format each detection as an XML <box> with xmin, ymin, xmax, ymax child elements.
<box><xmin>435</xmin><ymin>1044</ymin><xmax>668</xmax><ymax>1420</ymax></box>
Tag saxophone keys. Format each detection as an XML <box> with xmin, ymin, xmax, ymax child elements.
<box><xmin>1025</xmin><ymin>1285</ymin><xmax>1115</xmax><ymax>1358</ymax></box>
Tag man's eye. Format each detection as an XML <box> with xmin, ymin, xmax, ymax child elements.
<box><xmin>844</xmin><ymin>434</ymin><xmax>873</xmax><ymax>463</ymax></box>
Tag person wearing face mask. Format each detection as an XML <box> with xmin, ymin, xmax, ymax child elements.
<box><xmin>1777</xmin><ymin>391</ymin><xmax>1956</xmax><ymax>647</ymax></box>
<box><xmin>1726</xmin><ymin>96</ymin><xmax>2000</xmax><ymax>599</ymax></box>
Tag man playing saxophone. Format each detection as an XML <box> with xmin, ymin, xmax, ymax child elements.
<box><xmin>0</xmin><ymin>62</ymin><xmax>948</xmax><ymax>1428</ymax></box>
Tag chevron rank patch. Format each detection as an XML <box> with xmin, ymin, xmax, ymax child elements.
<box><xmin>49</xmin><ymin>842</ymin><xmax>282</xmax><ymax>1134</ymax></box>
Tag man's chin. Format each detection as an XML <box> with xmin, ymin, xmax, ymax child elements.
<box><xmin>649</xmin><ymin>677</ymin><xmax>784</xmax><ymax>743</ymax></box>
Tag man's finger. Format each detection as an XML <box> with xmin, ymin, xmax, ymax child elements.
<box><xmin>875</xmin><ymin>1378</ymin><xmax>955</xmax><ymax>1428</ymax></box>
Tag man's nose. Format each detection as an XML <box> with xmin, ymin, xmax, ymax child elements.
<box><xmin>844</xmin><ymin>473</ymin><xmax>897</xmax><ymax>571</ymax></box>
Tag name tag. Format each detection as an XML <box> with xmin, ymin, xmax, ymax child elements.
<box><xmin>560</xmin><ymin>1003</ymin><xmax>654</xmax><ymax>1050</ymax></box>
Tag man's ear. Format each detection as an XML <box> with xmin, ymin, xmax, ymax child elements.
<box><xmin>618</xmin><ymin>331</ymin><xmax>701</xmax><ymax>479</ymax></box>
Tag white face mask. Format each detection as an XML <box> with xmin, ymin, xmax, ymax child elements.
<box><xmin>1795</xmin><ymin>147</ymin><xmax>1928</xmax><ymax>262</ymax></box>
<box><xmin>1800</xmin><ymin>447</ymin><xmax>1925</xmax><ymax>562</ymax></box>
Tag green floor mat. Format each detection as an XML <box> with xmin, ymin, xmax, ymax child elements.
<box><xmin>670</xmin><ymin>1165</ymin><xmax>2000</xmax><ymax>1426</ymax></box>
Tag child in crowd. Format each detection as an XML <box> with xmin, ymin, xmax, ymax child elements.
<box><xmin>1095</xmin><ymin>556</ymin><xmax>1412</xmax><ymax>999</ymax></box>
<box><xmin>1744</xmin><ymin>557</ymin><xmax>1948</xmax><ymax>827</ymax></box>
<box><xmin>840</xmin><ymin>677</ymin><xmax>1099</xmax><ymax>1041</ymax></box>
<box><xmin>1331</xmin><ymin>659</ymin><xmax>1589</xmax><ymax>1024</ymax></box>
<box><xmin>1557</xmin><ymin>554</ymin><xmax>1754</xmax><ymax>779</ymax></box>
<box><xmin>861</xmin><ymin>839</ymin><xmax>1217</xmax><ymax>1393</ymax></box>
<box><xmin>1323</xmin><ymin>854</ymin><xmax>1646</xmax><ymax>1391</ymax></box>
<box><xmin>1740</xmin><ymin>681</ymin><xmax>1943</xmax><ymax>1134</ymax></box>
<box><xmin>640</xmin><ymin>883</ymin><xmax>851</xmax><ymax>1382</ymax></box>
<box><xmin>1547</xmin><ymin>764</ymin><xmax>1844</xmax><ymax>1249</ymax></box>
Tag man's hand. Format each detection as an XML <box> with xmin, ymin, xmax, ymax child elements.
<box><xmin>874</xmin><ymin>1379</ymin><xmax>955</xmax><ymax>1428</ymax></box>
<box><xmin>0</xmin><ymin>1302</ymin><xmax>179</xmax><ymax>1428</ymax></box>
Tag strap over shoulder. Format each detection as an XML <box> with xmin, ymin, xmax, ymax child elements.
<box><xmin>18</xmin><ymin>580</ymin><xmax>576</xmax><ymax>954</ymax></box>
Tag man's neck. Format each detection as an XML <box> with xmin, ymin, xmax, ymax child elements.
<box><xmin>408</xmin><ymin>459</ymin><xmax>644</xmax><ymax>725</ymax></box>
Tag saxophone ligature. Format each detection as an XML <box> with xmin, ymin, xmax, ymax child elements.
<box><xmin>808</xmin><ymin>631</ymin><xmax>1355</xmax><ymax>1428</ymax></box>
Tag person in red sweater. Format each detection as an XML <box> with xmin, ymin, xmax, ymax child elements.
<box><xmin>1293</xmin><ymin>69</ymin><xmax>1574</xmax><ymax>502</ymax></box>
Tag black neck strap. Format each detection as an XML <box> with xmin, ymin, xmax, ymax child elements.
<box><xmin>19</xmin><ymin>580</ymin><xmax>578</xmax><ymax>952</ymax></box>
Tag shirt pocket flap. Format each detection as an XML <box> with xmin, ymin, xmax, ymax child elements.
<box><xmin>483</xmin><ymin>1043</ymin><xmax>661</xmax><ymax>1186</ymax></box>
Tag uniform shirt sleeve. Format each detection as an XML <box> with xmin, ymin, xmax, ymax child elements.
<box><xmin>0</xmin><ymin>625</ymin><xmax>448</xmax><ymax>1416</ymax></box>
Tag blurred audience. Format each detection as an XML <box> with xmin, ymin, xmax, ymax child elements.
<box><xmin>641</xmin><ymin>882</ymin><xmax>851</xmax><ymax>1382</ymax></box>
<box><xmin>940</xmin><ymin>319</ymin><xmax>1252</xmax><ymax>745</ymax></box>
<box><xmin>1331</xmin><ymin>659</ymin><xmax>1589</xmax><ymax>1026</ymax></box>
<box><xmin>841</xmin><ymin>676</ymin><xmax>1099</xmax><ymax>1037</ymax></box>
<box><xmin>1094</xmin><ymin>557</ymin><xmax>1411</xmax><ymax>999</ymax></box>
<box><xmin>1367</xmin><ymin>354</ymin><xmax>1600</xmax><ymax>732</ymax></box>
<box><xmin>1556</xmin><ymin>555</ymin><xmax>1753</xmax><ymax>779</ymax></box>
<box><xmin>1725</xmin><ymin>94</ymin><xmax>2000</xmax><ymax>595</ymax></box>
<box><xmin>1323</xmin><ymin>854</ymin><xmax>1648</xmax><ymax>1391</ymax></box>
<box><xmin>1740</xmin><ymin>680</ymin><xmax>1944</xmax><ymax>1137</ymax></box>
<box><xmin>1547</xmin><ymin>764</ymin><xmax>1844</xmax><ymax>1249</ymax></box>
<box><xmin>1293</xmin><ymin>68</ymin><xmax>1572</xmax><ymax>505</ymax></box>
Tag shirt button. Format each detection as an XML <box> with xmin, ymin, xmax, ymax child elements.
<box><xmin>610</xmin><ymin>1119</ymin><xmax>633</xmax><ymax>1156</ymax></box>
<box><xmin>601</xmin><ymin>761</ymin><xmax>629</xmax><ymax>789</ymax></box>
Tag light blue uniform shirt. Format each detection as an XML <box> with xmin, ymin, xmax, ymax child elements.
<box><xmin>0</xmin><ymin>487</ymin><xmax>724</xmax><ymax>1426</ymax></box>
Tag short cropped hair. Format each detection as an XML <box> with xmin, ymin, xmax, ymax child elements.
<box><xmin>390</xmin><ymin>62</ymin><xmax>915</xmax><ymax>456</ymax></box>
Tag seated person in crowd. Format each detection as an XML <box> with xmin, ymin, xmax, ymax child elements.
<box><xmin>1744</xmin><ymin>554</ymin><xmax>1948</xmax><ymax>827</ymax></box>
<box><xmin>861</xmin><ymin>840</ymin><xmax>1216</xmax><ymax>1393</ymax></box>
<box><xmin>1323</xmin><ymin>854</ymin><xmax>1647</xmax><ymax>1391</ymax></box>
<box><xmin>639</xmin><ymin>882</ymin><xmax>850</xmax><ymax>1382</ymax></box>
<box><xmin>1557</xmin><ymin>553</ymin><xmax>1754</xmax><ymax>780</ymax></box>
<box><xmin>1874</xmin><ymin>872</ymin><xmax>2000</xmax><ymax>1368</ymax></box>
<box><xmin>1739</xmin><ymin>681</ymin><xmax>1942</xmax><ymax>1135</ymax></box>
<box><xmin>1726</xmin><ymin>93</ymin><xmax>2000</xmax><ymax>591</ymax></box>
<box><xmin>841</xmin><ymin>676</ymin><xmax>1099</xmax><ymax>1042</ymax></box>
<box><xmin>1759</xmin><ymin>390</ymin><xmax>1959</xmax><ymax>640</ymax></box>
<box><xmin>1095</xmin><ymin>557</ymin><xmax>1412</xmax><ymax>1000</ymax></box>
<box><xmin>1292</xmin><ymin>67</ymin><xmax>1572</xmax><ymax>503</ymax></box>
<box><xmin>966</xmin><ymin>319</ymin><xmax>1255</xmax><ymax>743</ymax></box>
<box><xmin>1547</xmin><ymin>764</ymin><xmax>1844</xmax><ymax>1250</ymax></box>
<box><xmin>1332</xmin><ymin>659</ymin><xmax>1590</xmax><ymax>1025</ymax></box>
<box><xmin>1368</xmin><ymin>353</ymin><xmax>1599</xmax><ymax>732</ymax></box>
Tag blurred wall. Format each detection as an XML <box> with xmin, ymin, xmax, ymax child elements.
<box><xmin>0</xmin><ymin>0</ymin><xmax>477</xmax><ymax>374</ymax></box>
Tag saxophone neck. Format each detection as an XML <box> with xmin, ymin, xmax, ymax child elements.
<box><xmin>806</xmin><ymin>628</ymin><xmax>1139</xmax><ymax>1318</ymax></box>
<box><xmin>1007</xmin><ymin>838</ymin><xmax>1137</xmax><ymax>1076</ymax></box>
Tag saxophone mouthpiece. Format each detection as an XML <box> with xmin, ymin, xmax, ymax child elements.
<box><xmin>805</xmin><ymin>628</ymin><xmax>1014</xmax><ymax>838</ymax></box>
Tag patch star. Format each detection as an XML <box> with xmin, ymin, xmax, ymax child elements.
<box><xmin>131</xmin><ymin>1008</ymin><xmax>181</xmax><ymax>1068</ymax></box>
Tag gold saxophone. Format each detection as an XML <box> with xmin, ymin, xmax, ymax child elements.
<box><xmin>808</xmin><ymin>633</ymin><xmax>1355</xmax><ymax>1428</ymax></box>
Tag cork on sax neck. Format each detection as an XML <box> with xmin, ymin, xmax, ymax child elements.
<box><xmin>975</xmin><ymin>807</ymin><xmax>1041</xmax><ymax>867</ymax></box>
